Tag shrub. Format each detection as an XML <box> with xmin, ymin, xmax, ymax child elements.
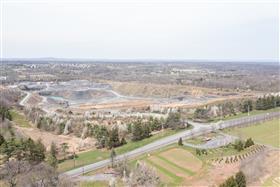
<box><xmin>178</xmin><ymin>138</ymin><xmax>183</xmax><ymax>146</ymax></box>
<box><xmin>244</xmin><ymin>138</ymin><xmax>254</xmax><ymax>148</ymax></box>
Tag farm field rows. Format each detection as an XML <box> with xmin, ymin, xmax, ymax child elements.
<box><xmin>133</xmin><ymin>142</ymin><xmax>274</xmax><ymax>186</ymax></box>
<box><xmin>142</xmin><ymin>147</ymin><xmax>202</xmax><ymax>186</ymax></box>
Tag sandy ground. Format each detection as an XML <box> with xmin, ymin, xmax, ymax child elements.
<box><xmin>14</xmin><ymin>125</ymin><xmax>95</xmax><ymax>153</ymax></box>
<box><xmin>75</xmin><ymin>99</ymin><xmax>153</xmax><ymax>111</ymax></box>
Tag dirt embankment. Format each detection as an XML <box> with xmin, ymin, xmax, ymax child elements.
<box><xmin>188</xmin><ymin>149</ymin><xmax>280</xmax><ymax>186</ymax></box>
<box><xmin>14</xmin><ymin>125</ymin><xmax>95</xmax><ymax>153</ymax></box>
<box><xmin>103</xmin><ymin>80</ymin><xmax>251</xmax><ymax>98</ymax></box>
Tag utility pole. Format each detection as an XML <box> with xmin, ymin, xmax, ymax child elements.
<box><xmin>247</xmin><ymin>104</ymin><xmax>250</xmax><ymax>116</ymax></box>
<box><xmin>73</xmin><ymin>151</ymin><xmax>76</xmax><ymax>168</ymax></box>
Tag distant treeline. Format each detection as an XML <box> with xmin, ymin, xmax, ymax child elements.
<box><xmin>255</xmin><ymin>95</ymin><xmax>280</xmax><ymax>110</ymax></box>
<box><xmin>194</xmin><ymin>95</ymin><xmax>280</xmax><ymax>121</ymax></box>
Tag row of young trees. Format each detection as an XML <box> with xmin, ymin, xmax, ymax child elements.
<box><xmin>130</xmin><ymin>112</ymin><xmax>187</xmax><ymax>142</ymax></box>
<box><xmin>255</xmin><ymin>95</ymin><xmax>280</xmax><ymax>110</ymax></box>
<box><xmin>194</xmin><ymin>95</ymin><xmax>280</xmax><ymax>120</ymax></box>
<box><xmin>240</xmin><ymin>95</ymin><xmax>279</xmax><ymax>113</ymax></box>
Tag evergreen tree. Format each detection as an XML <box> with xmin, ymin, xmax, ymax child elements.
<box><xmin>196</xmin><ymin>149</ymin><xmax>201</xmax><ymax>156</ymax></box>
<box><xmin>244</xmin><ymin>138</ymin><xmax>254</xmax><ymax>148</ymax></box>
<box><xmin>120</xmin><ymin>137</ymin><xmax>127</xmax><ymax>145</ymax></box>
<box><xmin>50</xmin><ymin>142</ymin><xmax>57</xmax><ymax>157</ymax></box>
<box><xmin>29</xmin><ymin>139</ymin><xmax>45</xmax><ymax>163</ymax></box>
<box><xmin>165</xmin><ymin>112</ymin><xmax>182</xmax><ymax>129</ymax></box>
<box><xmin>0</xmin><ymin>134</ymin><xmax>5</xmax><ymax>146</ymax></box>
<box><xmin>178</xmin><ymin>138</ymin><xmax>183</xmax><ymax>146</ymax></box>
<box><xmin>142</xmin><ymin>123</ymin><xmax>151</xmax><ymax>139</ymax></box>
<box><xmin>48</xmin><ymin>142</ymin><xmax>58</xmax><ymax>168</ymax></box>
<box><xmin>127</xmin><ymin>123</ymin><xmax>132</xmax><ymax>133</ymax></box>
<box><xmin>234</xmin><ymin>140</ymin><xmax>244</xmax><ymax>152</ymax></box>
<box><xmin>61</xmin><ymin>142</ymin><xmax>69</xmax><ymax>160</ymax></box>
<box><xmin>0</xmin><ymin>106</ymin><xmax>12</xmax><ymax>121</ymax></box>
<box><xmin>107</xmin><ymin>127</ymin><xmax>121</xmax><ymax>149</ymax></box>
<box><xmin>219</xmin><ymin>176</ymin><xmax>238</xmax><ymax>187</ymax></box>
<box><xmin>132</xmin><ymin>121</ymin><xmax>144</xmax><ymax>141</ymax></box>
<box><xmin>240</xmin><ymin>100</ymin><xmax>253</xmax><ymax>113</ymax></box>
<box><xmin>47</xmin><ymin>154</ymin><xmax>58</xmax><ymax>168</ymax></box>
<box><xmin>235</xmin><ymin>171</ymin><xmax>246</xmax><ymax>187</ymax></box>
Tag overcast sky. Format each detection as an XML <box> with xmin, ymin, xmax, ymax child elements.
<box><xmin>1</xmin><ymin>0</ymin><xmax>279</xmax><ymax>61</ymax></box>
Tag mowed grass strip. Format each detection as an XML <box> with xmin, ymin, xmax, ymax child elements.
<box><xmin>148</xmin><ymin>156</ymin><xmax>190</xmax><ymax>177</ymax></box>
<box><xmin>10</xmin><ymin>109</ymin><xmax>31</xmax><ymax>128</ymax></box>
<box><xmin>148</xmin><ymin>156</ymin><xmax>188</xmax><ymax>177</ymax></box>
<box><xmin>160</xmin><ymin>148</ymin><xmax>202</xmax><ymax>172</ymax></box>
<box><xmin>58</xmin><ymin>149</ymin><xmax>108</xmax><ymax>172</ymax></box>
<box><xmin>225</xmin><ymin>118</ymin><xmax>280</xmax><ymax>148</ymax></box>
<box><xmin>145</xmin><ymin>158</ymin><xmax>182</xmax><ymax>184</ymax></box>
<box><xmin>156</xmin><ymin>155</ymin><xmax>195</xmax><ymax>176</ymax></box>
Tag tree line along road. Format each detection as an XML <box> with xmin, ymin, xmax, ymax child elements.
<box><xmin>62</xmin><ymin>111</ymin><xmax>280</xmax><ymax>178</ymax></box>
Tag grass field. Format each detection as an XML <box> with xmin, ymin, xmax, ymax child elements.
<box><xmin>224</xmin><ymin>118</ymin><xmax>280</xmax><ymax>148</ymax></box>
<box><xmin>10</xmin><ymin>109</ymin><xmax>31</xmax><ymax>128</ymax></box>
<box><xmin>58</xmin><ymin>129</ymin><xmax>183</xmax><ymax>172</ymax></box>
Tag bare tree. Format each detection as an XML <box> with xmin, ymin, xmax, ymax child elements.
<box><xmin>0</xmin><ymin>160</ymin><xmax>74</xmax><ymax>187</ymax></box>
<box><xmin>20</xmin><ymin>163</ymin><xmax>58</xmax><ymax>187</ymax></box>
<box><xmin>0</xmin><ymin>160</ymin><xmax>30</xmax><ymax>187</ymax></box>
<box><xmin>128</xmin><ymin>161</ymin><xmax>160</xmax><ymax>187</ymax></box>
<box><xmin>114</xmin><ymin>156</ymin><xmax>130</xmax><ymax>178</ymax></box>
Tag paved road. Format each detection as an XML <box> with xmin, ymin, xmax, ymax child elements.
<box><xmin>19</xmin><ymin>91</ymin><xmax>31</xmax><ymax>106</ymax></box>
<box><xmin>62</xmin><ymin>111</ymin><xmax>280</xmax><ymax>178</ymax></box>
<box><xmin>183</xmin><ymin>133</ymin><xmax>238</xmax><ymax>149</ymax></box>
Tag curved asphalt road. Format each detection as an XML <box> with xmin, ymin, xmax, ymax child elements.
<box><xmin>19</xmin><ymin>91</ymin><xmax>31</xmax><ymax>106</ymax></box>
<box><xmin>62</xmin><ymin>111</ymin><xmax>280</xmax><ymax>177</ymax></box>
